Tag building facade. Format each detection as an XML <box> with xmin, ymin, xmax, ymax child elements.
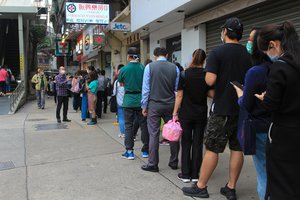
<box><xmin>131</xmin><ymin>0</ymin><xmax>300</xmax><ymax>67</ymax></box>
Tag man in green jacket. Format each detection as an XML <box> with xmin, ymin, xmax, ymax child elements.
<box><xmin>31</xmin><ymin>69</ymin><xmax>48</xmax><ymax>109</ymax></box>
<box><xmin>118</xmin><ymin>47</ymin><xmax>149</xmax><ymax>160</ymax></box>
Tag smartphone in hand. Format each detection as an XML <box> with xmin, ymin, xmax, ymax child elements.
<box><xmin>230</xmin><ymin>81</ymin><xmax>243</xmax><ymax>90</ymax></box>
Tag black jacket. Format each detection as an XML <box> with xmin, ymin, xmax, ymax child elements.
<box><xmin>263</xmin><ymin>53</ymin><xmax>300</xmax><ymax>127</ymax></box>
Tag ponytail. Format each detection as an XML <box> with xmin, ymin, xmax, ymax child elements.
<box><xmin>258</xmin><ymin>21</ymin><xmax>300</xmax><ymax>66</ymax></box>
<box><xmin>281</xmin><ymin>21</ymin><xmax>300</xmax><ymax>66</ymax></box>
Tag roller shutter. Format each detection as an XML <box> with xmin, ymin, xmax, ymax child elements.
<box><xmin>206</xmin><ymin>0</ymin><xmax>300</xmax><ymax>54</ymax></box>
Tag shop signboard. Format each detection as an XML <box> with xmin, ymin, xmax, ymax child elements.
<box><xmin>110</xmin><ymin>22</ymin><xmax>130</xmax><ymax>32</ymax></box>
<box><xmin>93</xmin><ymin>35</ymin><xmax>105</xmax><ymax>47</ymax></box>
<box><xmin>65</xmin><ymin>2</ymin><xmax>110</xmax><ymax>24</ymax></box>
<box><xmin>55</xmin><ymin>40</ymin><xmax>71</xmax><ymax>56</ymax></box>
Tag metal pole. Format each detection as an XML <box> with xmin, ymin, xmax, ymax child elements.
<box><xmin>18</xmin><ymin>14</ymin><xmax>25</xmax><ymax>81</ymax></box>
<box><xmin>64</xmin><ymin>55</ymin><xmax>67</xmax><ymax>68</ymax></box>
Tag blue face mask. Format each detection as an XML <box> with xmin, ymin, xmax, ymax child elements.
<box><xmin>246</xmin><ymin>41</ymin><xmax>253</xmax><ymax>54</ymax></box>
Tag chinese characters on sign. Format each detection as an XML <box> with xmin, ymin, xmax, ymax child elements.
<box><xmin>66</xmin><ymin>2</ymin><xmax>110</xmax><ymax>24</ymax></box>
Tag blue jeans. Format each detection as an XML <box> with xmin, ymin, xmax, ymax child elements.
<box><xmin>117</xmin><ymin>105</ymin><xmax>125</xmax><ymax>134</ymax></box>
<box><xmin>81</xmin><ymin>93</ymin><xmax>89</xmax><ymax>120</ymax></box>
<box><xmin>36</xmin><ymin>90</ymin><xmax>45</xmax><ymax>108</ymax></box>
<box><xmin>252</xmin><ymin>133</ymin><xmax>267</xmax><ymax>200</ymax></box>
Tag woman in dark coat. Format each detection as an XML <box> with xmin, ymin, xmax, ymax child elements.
<box><xmin>256</xmin><ymin>21</ymin><xmax>300</xmax><ymax>200</ymax></box>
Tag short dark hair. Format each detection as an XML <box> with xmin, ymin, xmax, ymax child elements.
<box><xmin>117</xmin><ymin>64</ymin><xmax>124</xmax><ymax>70</ymax></box>
<box><xmin>88</xmin><ymin>71</ymin><xmax>98</xmax><ymax>82</ymax></box>
<box><xmin>88</xmin><ymin>66</ymin><xmax>95</xmax><ymax>71</ymax></box>
<box><xmin>153</xmin><ymin>47</ymin><xmax>168</xmax><ymax>57</ymax></box>
<box><xmin>225</xmin><ymin>28</ymin><xmax>243</xmax><ymax>41</ymax></box>
<box><xmin>251</xmin><ymin>29</ymin><xmax>270</xmax><ymax>65</ymax></box>
<box><xmin>174</xmin><ymin>62</ymin><xmax>184</xmax><ymax>72</ymax></box>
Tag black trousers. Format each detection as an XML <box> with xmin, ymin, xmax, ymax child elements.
<box><xmin>0</xmin><ymin>81</ymin><xmax>6</xmax><ymax>93</ymax></box>
<box><xmin>73</xmin><ymin>93</ymin><xmax>81</xmax><ymax>110</ymax></box>
<box><xmin>266</xmin><ymin>124</ymin><xmax>300</xmax><ymax>200</ymax></box>
<box><xmin>102</xmin><ymin>90</ymin><xmax>108</xmax><ymax>113</ymax></box>
<box><xmin>123</xmin><ymin>107</ymin><xmax>149</xmax><ymax>153</ymax></box>
<box><xmin>180</xmin><ymin>118</ymin><xmax>207</xmax><ymax>179</ymax></box>
<box><xmin>133</xmin><ymin>112</ymin><xmax>140</xmax><ymax>137</ymax></box>
<box><xmin>56</xmin><ymin>96</ymin><xmax>69</xmax><ymax>120</ymax></box>
<box><xmin>96</xmin><ymin>91</ymin><xmax>102</xmax><ymax>118</ymax></box>
<box><xmin>96</xmin><ymin>91</ymin><xmax>108</xmax><ymax>117</ymax></box>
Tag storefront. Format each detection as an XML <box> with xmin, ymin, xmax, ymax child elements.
<box><xmin>166</xmin><ymin>35</ymin><xmax>181</xmax><ymax>63</ymax></box>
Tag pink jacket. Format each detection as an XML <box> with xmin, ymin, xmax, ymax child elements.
<box><xmin>0</xmin><ymin>69</ymin><xmax>8</xmax><ymax>82</ymax></box>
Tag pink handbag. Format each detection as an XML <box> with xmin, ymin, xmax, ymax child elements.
<box><xmin>162</xmin><ymin>117</ymin><xmax>183</xmax><ymax>142</ymax></box>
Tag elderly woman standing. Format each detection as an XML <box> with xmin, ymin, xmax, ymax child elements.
<box><xmin>86</xmin><ymin>71</ymin><xmax>98</xmax><ymax>125</ymax></box>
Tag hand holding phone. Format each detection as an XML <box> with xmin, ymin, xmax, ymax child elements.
<box><xmin>230</xmin><ymin>81</ymin><xmax>243</xmax><ymax>90</ymax></box>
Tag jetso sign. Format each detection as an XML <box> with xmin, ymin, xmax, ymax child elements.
<box><xmin>110</xmin><ymin>22</ymin><xmax>131</xmax><ymax>32</ymax></box>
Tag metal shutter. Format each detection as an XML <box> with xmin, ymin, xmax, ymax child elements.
<box><xmin>206</xmin><ymin>0</ymin><xmax>300</xmax><ymax>54</ymax></box>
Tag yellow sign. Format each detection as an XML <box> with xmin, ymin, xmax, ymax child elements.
<box><xmin>20</xmin><ymin>54</ymin><xmax>24</xmax><ymax>79</ymax></box>
<box><xmin>20</xmin><ymin>54</ymin><xmax>24</xmax><ymax>71</ymax></box>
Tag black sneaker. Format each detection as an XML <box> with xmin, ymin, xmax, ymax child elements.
<box><xmin>168</xmin><ymin>163</ymin><xmax>178</xmax><ymax>170</ymax></box>
<box><xmin>57</xmin><ymin>119</ymin><xmax>61</xmax><ymax>123</ymax></box>
<box><xmin>220</xmin><ymin>184</ymin><xmax>237</xmax><ymax>200</ymax></box>
<box><xmin>63</xmin><ymin>119</ymin><xmax>71</xmax><ymax>122</ymax></box>
<box><xmin>182</xmin><ymin>184</ymin><xmax>209</xmax><ymax>198</ymax></box>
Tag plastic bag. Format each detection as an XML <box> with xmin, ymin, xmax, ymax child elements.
<box><xmin>162</xmin><ymin>117</ymin><xmax>183</xmax><ymax>141</ymax></box>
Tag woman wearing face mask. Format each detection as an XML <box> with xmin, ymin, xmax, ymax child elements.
<box><xmin>255</xmin><ymin>21</ymin><xmax>300</xmax><ymax>200</ymax></box>
<box><xmin>233</xmin><ymin>28</ymin><xmax>271</xmax><ymax>200</ymax></box>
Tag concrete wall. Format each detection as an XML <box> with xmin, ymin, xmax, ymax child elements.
<box><xmin>149</xmin><ymin>19</ymin><xmax>184</xmax><ymax>61</ymax></box>
<box><xmin>181</xmin><ymin>24</ymin><xmax>206</xmax><ymax>68</ymax></box>
<box><xmin>131</xmin><ymin>0</ymin><xmax>191</xmax><ymax>32</ymax></box>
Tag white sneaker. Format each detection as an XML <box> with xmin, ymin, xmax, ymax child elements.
<box><xmin>118</xmin><ymin>133</ymin><xmax>125</xmax><ymax>138</ymax></box>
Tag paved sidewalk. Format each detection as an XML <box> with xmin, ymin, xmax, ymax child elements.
<box><xmin>0</xmin><ymin>97</ymin><xmax>258</xmax><ymax>200</ymax></box>
<box><xmin>0</xmin><ymin>95</ymin><xmax>10</xmax><ymax>115</ymax></box>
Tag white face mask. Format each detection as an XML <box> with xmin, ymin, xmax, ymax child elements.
<box><xmin>61</xmin><ymin>70</ymin><xmax>66</xmax><ymax>75</ymax></box>
<box><xmin>220</xmin><ymin>31</ymin><xmax>225</xmax><ymax>43</ymax></box>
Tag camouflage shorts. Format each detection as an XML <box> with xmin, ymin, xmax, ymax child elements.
<box><xmin>204</xmin><ymin>113</ymin><xmax>242</xmax><ymax>153</ymax></box>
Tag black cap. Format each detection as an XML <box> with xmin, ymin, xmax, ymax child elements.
<box><xmin>221</xmin><ymin>17</ymin><xmax>243</xmax><ymax>33</ymax></box>
<box><xmin>127</xmin><ymin>47</ymin><xmax>139</xmax><ymax>56</ymax></box>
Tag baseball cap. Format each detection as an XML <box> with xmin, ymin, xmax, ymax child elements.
<box><xmin>221</xmin><ymin>17</ymin><xmax>243</xmax><ymax>33</ymax></box>
<box><xmin>127</xmin><ymin>47</ymin><xmax>139</xmax><ymax>56</ymax></box>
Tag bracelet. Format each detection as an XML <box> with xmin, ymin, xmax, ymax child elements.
<box><xmin>172</xmin><ymin>113</ymin><xmax>178</xmax><ymax>116</ymax></box>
